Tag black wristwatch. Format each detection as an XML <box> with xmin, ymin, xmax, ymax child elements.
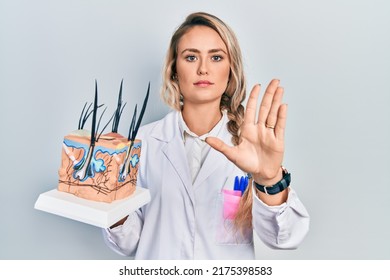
<box><xmin>254</xmin><ymin>167</ymin><xmax>291</xmax><ymax>195</ymax></box>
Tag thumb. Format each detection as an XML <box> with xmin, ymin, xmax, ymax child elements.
<box><xmin>205</xmin><ymin>136</ymin><xmax>237</xmax><ymax>163</ymax></box>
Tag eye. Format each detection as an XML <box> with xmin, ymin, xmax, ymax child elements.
<box><xmin>185</xmin><ymin>55</ymin><xmax>197</xmax><ymax>62</ymax></box>
<box><xmin>211</xmin><ymin>55</ymin><xmax>223</xmax><ymax>62</ymax></box>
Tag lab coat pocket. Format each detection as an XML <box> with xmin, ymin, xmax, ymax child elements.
<box><xmin>222</xmin><ymin>189</ymin><xmax>241</xmax><ymax>220</ymax></box>
<box><xmin>215</xmin><ymin>191</ymin><xmax>252</xmax><ymax>245</ymax></box>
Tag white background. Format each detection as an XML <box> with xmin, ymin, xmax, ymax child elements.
<box><xmin>0</xmin><ymin>0</ymin><xmax>389</xmax><ymax>259</ymax></box>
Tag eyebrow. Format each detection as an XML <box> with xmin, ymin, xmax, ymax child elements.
<box><xmin>180</xmin><ymin>48</ymin><xmax>227</xmax><ymax>55</ymax></box>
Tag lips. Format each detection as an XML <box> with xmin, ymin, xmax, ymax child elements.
<box><xmin>193</xmin><ymin>80</ymin><xmax>214</xmax><ymax>87</ymax></box>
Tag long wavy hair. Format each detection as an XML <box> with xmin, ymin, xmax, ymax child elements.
<box><xmin>161</xmin><ymin>12</ymin><xmax>253</xmax><ymax>231</ymax></box>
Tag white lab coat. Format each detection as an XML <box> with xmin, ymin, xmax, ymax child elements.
<box><xmin>103</xmin><ymin>111</ymin><xmax>310</xmax><ymax>259</ymax></box>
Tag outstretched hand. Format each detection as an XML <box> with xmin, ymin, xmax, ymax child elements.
<box><xmin>206</xmin><ymin>79</ymin><xmax>287</xmax><ymax>185</ymax></box>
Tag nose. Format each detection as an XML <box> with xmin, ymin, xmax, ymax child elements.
<box><xmin>197</xmin><ymin>59</ymin><xmax>208</xmax><ymax>75</ymax></box>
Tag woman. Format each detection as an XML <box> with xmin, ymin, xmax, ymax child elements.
<box><xmin>103</xmin><ymin>12</ymin><xmax>309</xmax><ymax>259</ymax></box>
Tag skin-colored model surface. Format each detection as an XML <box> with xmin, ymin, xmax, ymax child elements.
<box><xmin>58</xmin><ymin>131</ymin><xmax>141</xmax><ymax>203</ymax></box>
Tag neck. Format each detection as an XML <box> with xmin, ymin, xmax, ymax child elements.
<box><xmin>182</xmin><ymin>104</ymin><xmax>222</xmax><ymax>136</ymax></box>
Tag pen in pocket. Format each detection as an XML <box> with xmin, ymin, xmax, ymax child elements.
<box><xmin>233</xmin><ymin>175</ymin><xmax>249</xmax><ymax>196</ymax></box>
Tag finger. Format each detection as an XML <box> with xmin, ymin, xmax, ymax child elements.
<box><xmin>274</xmin><ymin>104</ymin><xmax>288</xmax><ymax>141</ymax></box>
<box><xmin>257</xmin><ymin>79</ymin><xmax>280</xmax><ymax>126</ymax></box>
<box><xmin>244</xmin><ymin>84</ymin><xmax>261</xmax><ymax>125</ymax></box>
<box><xmin>205</xmin><ymin>136</ymin><xmax>237</xmax><ymax>164</ymax></box>
<box><xmin>265</xmin><ymin>86</ymin><xmax>284</xmax><ymax>128</ymax></box>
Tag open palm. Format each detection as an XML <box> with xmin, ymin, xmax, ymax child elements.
<box><xmin>206</xmin><ymin>79</ymin><xmax>287</xmax><ymax>183</ymax></box>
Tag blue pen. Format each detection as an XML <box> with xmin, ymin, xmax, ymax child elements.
<box><xmin>233</xmin><ymin>175</ymin><xmax>249</xmax><ymax>196</ymax></box>
<box><xmin>240</xmin><ymin>176</ymin><xmax>249</xmax><ymax>194</ymax></box>
<box><xmin>239</xmin><ymin>176</ymin><xmax>244</xmax><ymax>193</ymax></box>
<box><xmin>234</xmin><ymin>176</ymin><xmax>240</xmax><ymax>191</ymax></box>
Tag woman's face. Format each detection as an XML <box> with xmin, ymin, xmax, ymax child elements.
<box><xmin>176</xmin><ymin>25</ymin><xmax>230</xmax><ymax>108</ymax></box>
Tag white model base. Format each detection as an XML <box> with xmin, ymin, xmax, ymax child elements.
<box><xmin>34</xmin><ymin>187</ymin><xmax>150</xmax><ymax>228</ymax></box>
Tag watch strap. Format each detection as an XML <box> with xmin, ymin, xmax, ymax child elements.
<box><xmin>254</xmin><ymin>169</ymin><xmax>291</xmax><ymax>195</ymax></box>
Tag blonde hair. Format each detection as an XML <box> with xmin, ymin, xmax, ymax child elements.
<box><xmin>161</xmin><ymin>12</ymin><xmax>253</xmax><ymax>231</ymax></box>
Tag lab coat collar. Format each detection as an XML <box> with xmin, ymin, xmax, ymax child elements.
<box><xmin>149</xmin><ymin>110</ymin><xmax>233</xmax><ymax>200</ymax></box>
<box><xmin>149</xmin><ymin>110</ymin><xmax>230</xmax><ymax>143</ymax></box>
<box><xmin>178</xmin><ymin>110</ymin><xmax>226</xmax><ymax>143</ymax></box>
<box><xmin>193</xmin><ymin>112</ymin><xmax>231</xmax><ymax>188</ymax></box>
<box><xmin>149</xmin><ymin>110</ymin><xmax>178</xmax><ymax>143</ymax></box>
<box><xmin>150</xmin><ymin>111</ymin><xmax>195</xmax><ymax>205</ymax></box>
